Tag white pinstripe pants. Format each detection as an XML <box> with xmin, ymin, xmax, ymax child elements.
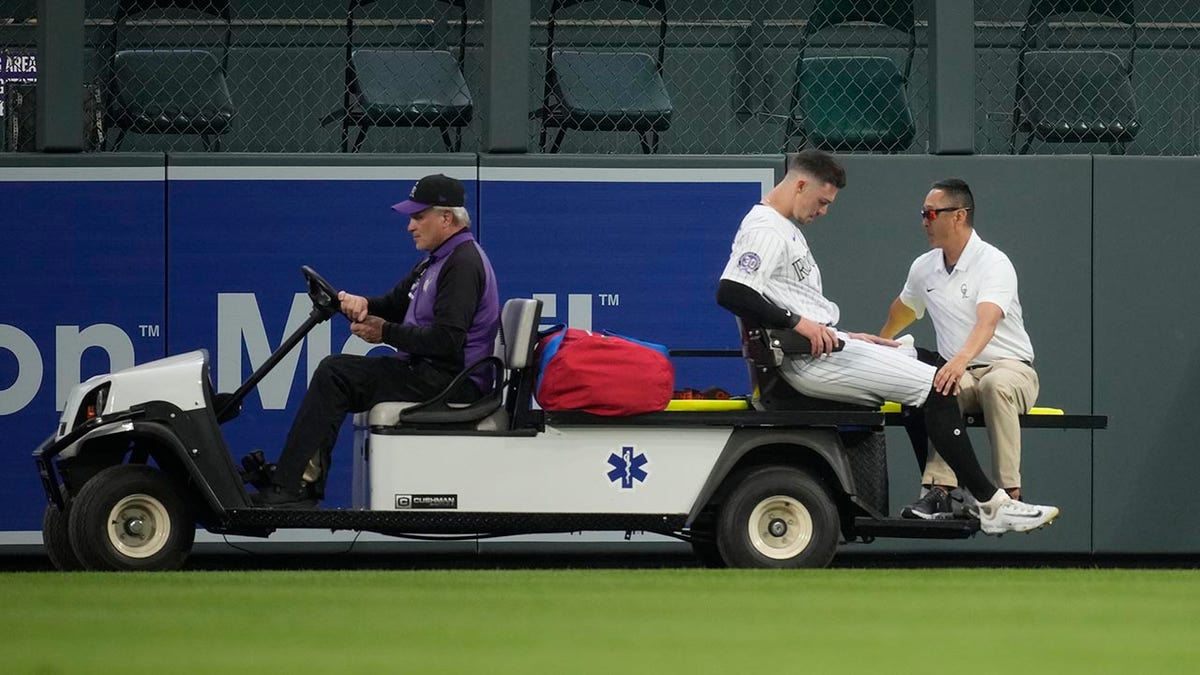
<box><xmin>780</xmin><ymin>332</ymin><xmax>934</xmax><ymax>407</ymax></box>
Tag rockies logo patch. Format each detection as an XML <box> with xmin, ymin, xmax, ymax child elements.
<box><xmin>737</xmin><ymin>252</ymin><xmax>761</xmax><ymax>273</ymax></box>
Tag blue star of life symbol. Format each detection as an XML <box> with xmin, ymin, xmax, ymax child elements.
<box><xmin>607</xmin><ymin>446</ymin><xmax>648</xmax><ymax>489</ymax></box>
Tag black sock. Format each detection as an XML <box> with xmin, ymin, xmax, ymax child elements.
<box><xmin>900</xmin><ymin>405</ymin><xmax>929</xmax><ymax>475</ymax></box>
<box><xmin>921</xmin><ymin>387</ymin><xmax>997</xmax><ymax>501</ymax></box>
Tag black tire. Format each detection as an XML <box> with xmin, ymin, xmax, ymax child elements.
<box><xmin>43</xmin><ymin>494</ymin><xmax>84</xmax><ymax>571</ymax></box>
<box><xmin>690</xmin><ymin>538</ymin><xmax>726</xmax><ymax>568</ymax></box>
<box><xmin>68</xmin><ymin>464</ymin><xmax>195</xmax><ymax>571</ymax></box>
<box><xmin>842</xmin><ymin>430</ymin><xmax>889</xmax><ymax>515</ymax></box>
<box><xmin>716</xmin><ymin>465</ymin><xmax>839</xmax><ymax>569</ymax></box>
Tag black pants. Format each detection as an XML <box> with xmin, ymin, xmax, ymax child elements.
<box><xmin>271</xmin><ymin>354</ymin><xmax>473</xmax><ymax>491</ymax></box>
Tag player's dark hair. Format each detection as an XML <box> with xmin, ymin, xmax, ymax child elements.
<box><xmin>931</xmin><ymin>178</ymin><xmax>975</xmax><ymax>225</ymax></box>
<box><xmin>788</xmin><ymin>149</ymin><xmax>847</xmax><ymax>189</ymax></box>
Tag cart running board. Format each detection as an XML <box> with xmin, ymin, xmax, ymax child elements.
<box><xmin>221</xmin><ymin>508</ymin><xmax>688</xmax><ymax>537</ymax></box>
<box><xmin>852</xmin><ymin>516</ymin><xmax>979</xmax><ymax>540</ymax></box>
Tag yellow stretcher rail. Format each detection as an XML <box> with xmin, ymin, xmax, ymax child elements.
<box><xmin>665</xmin><ymin>399</ymin><xmax>1066</xmax><ymax>415</ymax></box>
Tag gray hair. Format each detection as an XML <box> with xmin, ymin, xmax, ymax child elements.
<box><xmin>435</xmin><ymin>206</ymin><xmax>471</xmax><ymax>229</ymax></box>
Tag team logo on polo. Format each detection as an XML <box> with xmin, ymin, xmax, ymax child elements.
<box><xmin>737</xmin><ymin>252</ymin><xmax>761</xmax><ymax>273</ymax></box>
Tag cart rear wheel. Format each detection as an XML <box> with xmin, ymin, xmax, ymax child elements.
<box><xmin>69</xmin><ymin>464</ymin><xmax>195</xmax><ymax>571</ymax></box>
<box><xmin>716</xmin><ymin>465</ymin><xmax>839</xmax><ymax>568</ymax></box>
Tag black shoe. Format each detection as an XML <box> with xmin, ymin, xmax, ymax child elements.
<box><xmin>251</xmin><ymin>484</ymin><xmax>318</xmax><ymax>510</ymax></box>
<box><xmin>239</xmin><ymin>450</ymin><xmax>276</xmax><ymax>490</ymax></box>
<box><xmin>901</xmin><ymin>487</ymin><xmax>954</xmax><ymax>520</ymax></box>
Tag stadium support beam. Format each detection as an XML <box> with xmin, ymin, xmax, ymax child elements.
<box><xmin>35</xmin><ymin>0</ymin><xmax>85</xmax><ymax>152</ymax></box>
<box><xmin>928</xmin><ymin>0</ymin><xmax>975</xmax><ymax>155</ymax></box>
<box><xmin>482</xmin><ymin>0</ymin><xmax>531</xmax><ymax>153</ymax></box>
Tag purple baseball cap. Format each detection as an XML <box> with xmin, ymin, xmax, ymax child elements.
<box><xmin>391</xmin><ymin>173</ymin><xmax>466</xmax><ymax>215</ymax></box>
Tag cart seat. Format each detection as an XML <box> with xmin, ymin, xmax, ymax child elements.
<box><xmin>357</xmin><ymin>298</ymin><xmax>543</xmax><ymax>431</ymax></box>
<box><xmin>737</xmin><ymin>317</ymin><xmax>872</xmax><ymax>413</ymax></box>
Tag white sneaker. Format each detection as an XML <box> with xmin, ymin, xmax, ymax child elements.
<box><xmin>977</xmin><ymin>490</ymin><xmax>1060</xmax><ymax>535</ymax></box>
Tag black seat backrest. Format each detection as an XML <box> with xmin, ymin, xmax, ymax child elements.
<box><xmin>736</xmin><ymin>317</ymin><xmax>870</xmax><ymax>412</ymax></box>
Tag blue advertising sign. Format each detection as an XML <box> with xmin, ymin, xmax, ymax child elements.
<box><xmin>0</xmin><ymin>165</ymin><xmax>165</xmax><ymax>532</ymax></box>
<box><xmin>479</xmin><ymin>165</ymin><xmax>776</xmax><ymax>396</ymax></box>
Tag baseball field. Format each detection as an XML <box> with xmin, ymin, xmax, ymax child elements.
<box><xmin>2</xmin><ymin>566</ymin><xmax>1198</xmax><ymax>674</ymax></box>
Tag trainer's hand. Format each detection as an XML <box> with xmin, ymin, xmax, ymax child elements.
<box><xmin>338</xmin><ymin>291</ymin><xmax>369</xmax><ymax>322</ymax></box>
<box><xmin>847</xmin><ymin>332</ymin><xmax>900</xmax><ymax>347</ymax></box>
<box><xmin>794</xmin><ymin>317</ymin><xmax>838</xmax><ymax>356</ymax></box>
<box><xmin>351</xmin><ymin>315</ymin><xmax>385</xmax><ymax>344</ymax></box>
<box><xmin>934</xmin><ymin>355</ymin><xmax>969</xmax><ymax>395</ymax></box>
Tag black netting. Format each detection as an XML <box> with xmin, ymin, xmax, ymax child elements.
<box><xmin>530</xmin><ymin>0</ymin><xmax>928</xmax><ymax>155</ymax></box>
<box><xmin>80</xmin><ymin>0</ymin><xmax>483</xmax><ymax>152</ymax></box>
<box><xmin>6</xmin><ymin>2</ymin><xmax>1199</xmax><ymax>154</ymax></box>
<box><xmin>977</xmin><ymin>0</ymin><xmax>1198</xmax><ymax>155</ymax></box>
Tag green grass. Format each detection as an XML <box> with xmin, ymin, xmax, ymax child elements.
<box><xmin>2</xmin><ymin>568</ymin><xmax>1199</xmax><ymax>674</ymax></box>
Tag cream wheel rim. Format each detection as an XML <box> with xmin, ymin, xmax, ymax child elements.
<box><xmin>747</xmin><ymin>495</ymin><xmax>813</xmax><ymax>560</ymax></box>
<box><xmin>106</xmin><ymin>493</ymin><xmax>170</xmax><ymax>559</ymax></box>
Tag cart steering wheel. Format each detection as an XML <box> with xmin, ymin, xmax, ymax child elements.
<box><xmin>301</xmin><ymin>266</ymin><xmax>340</xmax><ymax>320</ymax></box>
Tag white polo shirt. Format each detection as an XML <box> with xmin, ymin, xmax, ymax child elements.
<box><xmin>899</xmin><ymin>230</ymin><xmax>1034</xmax><ymax>365</ymax></box>
<box><xmin>721</xmin><ymin>204</ymin><xmax>840</xmax><ymax>325</ymax></box>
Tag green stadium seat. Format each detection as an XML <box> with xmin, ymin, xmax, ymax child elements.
<box><xmin>323</xmin><ymin>0</ymin><xmax>472</xmax><ymax>153</ymax></box>
<box><xmin>784</xmin><ymin>0</ymin><xmax>916</xmax><ymax>154</ymax></box>
<box><xmin>536</xmin><ymin>0</ymin><xmax>672</xmax><ymax>154</ymax></box>
<box><xmin>1010</xmin><ymin>0</ymin><xmax>1140</xmax><ymax>154</ymax></box>
<box><xmin>102</xmin><ymin>0</ymin><xmax>234</xmax><ymax>151</ymax></box>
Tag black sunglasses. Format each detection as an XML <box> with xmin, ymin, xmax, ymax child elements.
<box><xmin>921</xmin><ymin>206</ymin><xmax>972</xmax><ymax>221</ymax></box>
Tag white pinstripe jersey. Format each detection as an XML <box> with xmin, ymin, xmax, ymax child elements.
<box><xmin>720</xmin><ymin>204</ymin><xmax>840</xmax><ymax>326</ymax></box>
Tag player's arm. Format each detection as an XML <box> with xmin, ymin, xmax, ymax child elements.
<box><xmin>880</xmin><ymin>297</ymin><xmax>917</xmax><ymax>339</ymax></box>
<box><xmin>933</xmin><ymin>302</ymin><xmax>1003</xmax><ymax>395</ymax></box>
<box><xmin>716</xmin><ymin>279</ymin><xmax>836</xmax><ymax>355</ymax></box>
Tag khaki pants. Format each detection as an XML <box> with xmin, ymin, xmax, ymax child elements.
<box><xmin>923</xmin><ymin>359</ymin><xmax>1039</xmax><ymax>490</ymax></box>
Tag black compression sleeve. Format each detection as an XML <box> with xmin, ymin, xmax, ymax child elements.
<box><xmin>716</xmin><ymin>279</ymin><xmax>802</xmax><ymax>329</ymax></box>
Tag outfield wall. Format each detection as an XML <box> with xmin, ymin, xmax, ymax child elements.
<box><xmin>1</xmin><ymin>153</ymin><xmax>1193</xmax><ymax>556</ymax></box>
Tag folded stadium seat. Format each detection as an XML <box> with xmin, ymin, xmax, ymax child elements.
<box><xmin>1010</xmin><ymin>0</ymin><xmax>1140</xmax><ymax>154</ymax></box>
<box><xmin>323</xmin><ymin>0</ymin><xmax>473</xmax><ymax>153</ymax></box>
<box><xmin>536</xmin><ymin>0</ymin><xmax>673</xmax><ymax>154</ymax></box>
<box><xmin>102</xmin><ymin>0</ymin><xmax>235</xmax><ymax>151</ymax></box>
<box><xmin>783</xmin><ymin>0</ymin><xmax>916</xmax><ymax>153</ymax></box>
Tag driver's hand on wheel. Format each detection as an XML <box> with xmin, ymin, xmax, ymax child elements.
<box><xmin>338</xmin><ymin>291</ymin><xmax>369</xmax><ymax>322</ymax></box>
<box><xmin>794</xmin><ymin>317</ymin><xmax>838</xmax><ymax>356</ymax></box>
<box><xmin>351</xmin><ymin>316</ymin><xmax>385</xmax><ymax>344</ymax></box>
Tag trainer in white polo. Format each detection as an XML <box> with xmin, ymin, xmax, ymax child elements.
<box><xmin>716</xmin><ymin>150</ymin><xmax>1056</xmax><ymax>537</ymax></box>
<box><xmin>882</xmin><ymin>178</ymin><xmax>1044</xmax><ymax>521</ymax></box>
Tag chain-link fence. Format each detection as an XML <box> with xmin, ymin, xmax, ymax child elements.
<box><xmin>10</xmin><ymin>2</ymin><xmax>1200</xmax><ymax>155</ymax></box>
<box><xmin>529</xmin><ymin>0</ymin><xmax>929</xmax><ymax>155</ymax></box>
<box><xmin>977</xmin><ymin>0</ymin><xmax>1200</xmax><ymax>155</ymax></box>
<box><xmin>79</xmin><ymin>0</ymin><xmax>483</xmax><ymax>153</ymax></box>
<box><xmin>1</xmin><ymin>3</ymin><xmax>38</xmax><ymax>151</ymax></box>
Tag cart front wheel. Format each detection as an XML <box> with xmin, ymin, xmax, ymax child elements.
<box><xmin>69</xmin><ymin>464</ymin><xmax>194</xmax><ymax>571</ymax></box>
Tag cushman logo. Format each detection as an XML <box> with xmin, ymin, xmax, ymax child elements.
<box><xmin>395</xmin><ymin>494</ymin><xmax>458</xmax><ymax>509</ymax></box>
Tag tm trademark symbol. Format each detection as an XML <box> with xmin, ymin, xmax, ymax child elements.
<box><xmin>139</xmin><ymin>324</ymin><xmax>161</xmax><ymax>338</ymax></box>
<box><xmin>599</xmin><ymin>293</ymin><xmax>620</xmax><ymax>307</ymax></box>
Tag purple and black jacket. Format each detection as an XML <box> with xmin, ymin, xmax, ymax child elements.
<box><xmin>366</xmin><ymin>229</ymin><xmax>500</xmax><ymax>395</ymax></box>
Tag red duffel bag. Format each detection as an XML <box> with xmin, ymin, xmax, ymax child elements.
<box><xmin>536</xmin><ymin>328</ymin><xmax>674</xmax><ymax>416</ymax></box>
